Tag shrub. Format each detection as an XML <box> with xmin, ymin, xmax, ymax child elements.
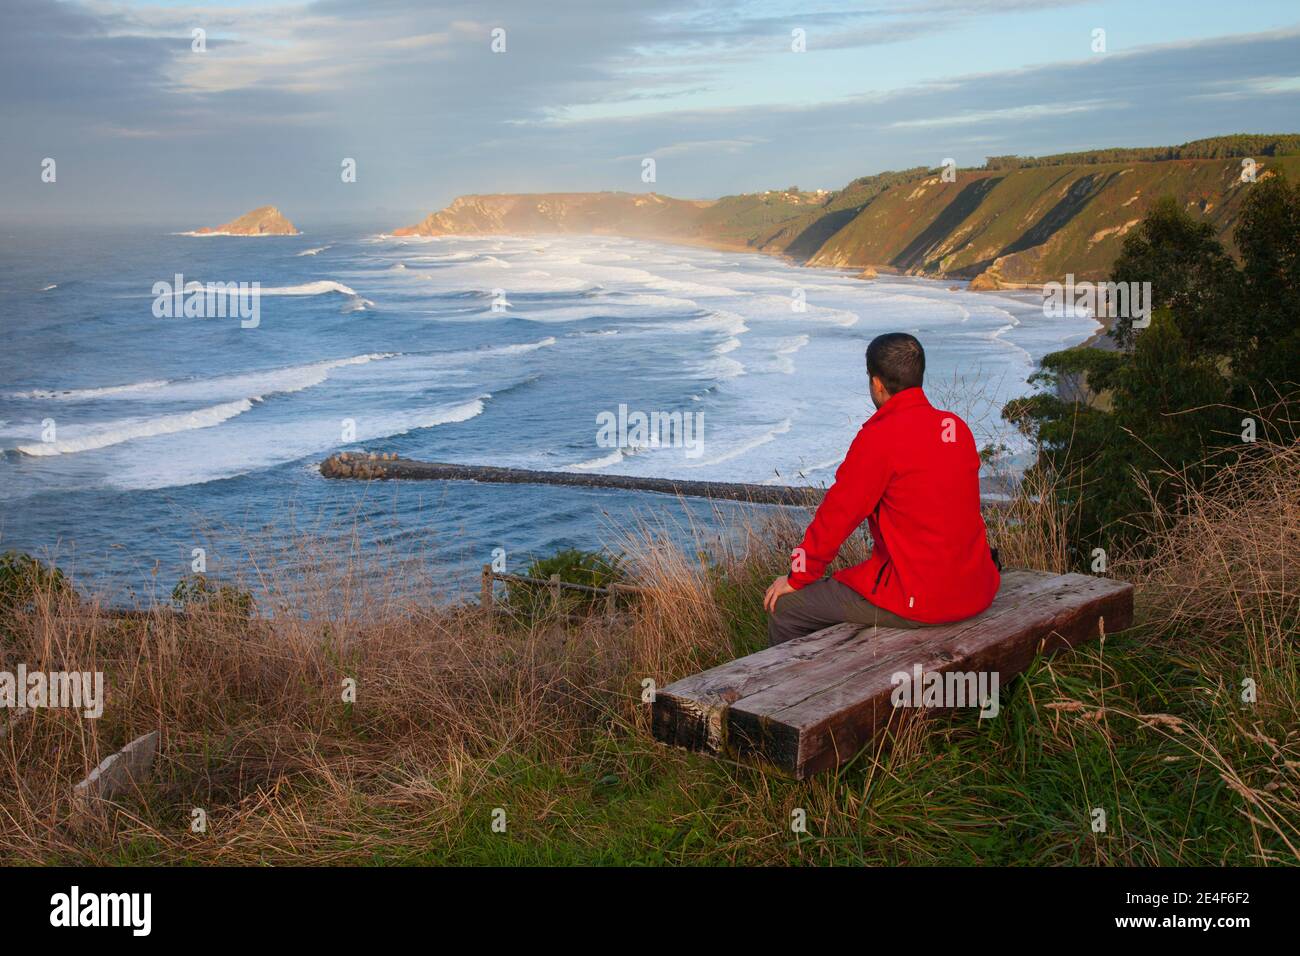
<box><xmin>1006</xmin><ymin>174</ymin><xmax>1300</xmax><ymax>566</ymax></box>
<box><xmin>171</xmin><ymin>573</ymin><xmax>255</xmax><ymax>618</ymax></box>
<box><xmin>0</xmin><ymin>550</ymin><xmax>75</xmax><ymax>619</ymax></box>
<box><xmin>504</xmin><ymin>548</ymin><xmax>626</xmax><ymax>621</ymax></box>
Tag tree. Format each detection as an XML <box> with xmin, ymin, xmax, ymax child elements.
<box><xmin>1231</xmin><ymin>173</ymin><xmax>1300</xmax><ymax>392</ymax></box>
<box><xmin>1005</xmin><ymin>173</ymin><xmax>1298</xmax><ymax>566</ymax></box>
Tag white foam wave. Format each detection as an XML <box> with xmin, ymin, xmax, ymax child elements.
<box><xmin>684</xmin><ymin>419</ymin><xmax>792</xmax><ymax>468</ymax></box>
<box><xmin>256</xmin><ymin>280</ymin><xmax>360</xmax><ymax>297</ymax></box>
<box><xmin>407</xmin><ymin>251</ymin><xmax>476</xmax><ymax>263</ymax></box>
<box><xmin>12</xmin><ymin>379</ymin><xmax>172</xmax><ymax>400</ymax></box>
<box><xmin>567</xmin><ymin>448</ymin><xmax>626</xmax><ymax>470</ymax></box>
<box><xmin>12</xmin><ymin>353</ymin><xmax>400</xmax><ymax>403</ymax></box>
<box><xmin>776</xmin><ymin>334</ymin><xmax>811</xmax><ymax>355</ymax></box>
<box><xmin>16</xmin><ymin>399</ymin><xmax>255</xmax><ymax>457</ymax></box>
<box><xmin>175</xmin><ymin>231</ymin><xmax>290</xmax><ymax>238</ymax></box>
<box><xmin>488</xmin><ymin>336</ymin><xmax>556</xmax><ymax>355</ymax></box>
<box><xmin>664</xmin><ymin>309</ymin><xmax>750</xmax><ymax>337</ymax></box>
<box><xmin>102</xmin><ymin>397</ymin><xmax>492</xmax><ymax>491</ymax></box>
<box><xmin>767</xmin><ymin>334</ymin><xmax>810</xmax><ymax>374</ymax></box>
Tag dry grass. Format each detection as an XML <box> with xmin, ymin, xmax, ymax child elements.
<box><xmin>0</xmin><ymin>443</ymin><xmax>1295</xmax><ymax>866</ymax></box>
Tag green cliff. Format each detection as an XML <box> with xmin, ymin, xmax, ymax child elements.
<box><xmin>394</xmin><ymin>135</ymin><xmax>1300</xmax><ymax>285</ymax></box>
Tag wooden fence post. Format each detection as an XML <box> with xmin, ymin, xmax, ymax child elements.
<box><xmin>481</xmin><ymin>564</ymin><xmax>494</xmax><ymax>617</ymax></box>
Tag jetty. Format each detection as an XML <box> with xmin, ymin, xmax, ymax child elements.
<box><xmin>319</xmin><ymin>453</ymin><xmax>823</xmax><ymax>506</ymax></box>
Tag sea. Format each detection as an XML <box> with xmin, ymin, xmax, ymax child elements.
<box><xmin>0</xmin><ymin>224</ymin><xmax>1098</xmax><ymax>605</ymax></box>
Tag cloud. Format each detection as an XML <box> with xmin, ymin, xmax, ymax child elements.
<box><xmin>0</xmin><ymin>0</ymin><xmax>1297</xmax><ymax>224</ymax></box>
<box><xmin>615</xmin><ymin>137</ymin><xmax>767</xmax><ymax>161</ymax></box>
<box><xmin>1191</xmin><ymin>74</ymin><xmax>1300</xmax><ymax>101</ymax></box>
<box><xmin>887</xmin><ymin>101</ymin><xmax>1112</xmax><ymax>129</ymax></box>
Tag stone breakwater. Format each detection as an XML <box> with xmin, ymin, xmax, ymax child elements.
<box><xmin>319</xmin><ymin>452</ymin><xmax>824</xmax><ymax>506</ymax></box>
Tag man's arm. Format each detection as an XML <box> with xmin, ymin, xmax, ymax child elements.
<box><xmin>787</xmin><ymin>426</ymin><xmax>889</xmax><ymax>589</ymax></box>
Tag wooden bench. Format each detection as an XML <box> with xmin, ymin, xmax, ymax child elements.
<box><xmin>650</xmin><ymin>570</ymin><xmax>1133</xmax><ymax>779</ymax></box>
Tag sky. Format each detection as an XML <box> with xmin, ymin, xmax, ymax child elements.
<box><xmin>2</xmin><ymin>0</ymin><xmax>1299</xmax><ymax>227</ymax></box>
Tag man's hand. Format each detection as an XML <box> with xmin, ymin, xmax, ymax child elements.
<box><xmin>763</xmin><ymin>575</ymin><xmax>795</xmax><ymax>613</ymax></box>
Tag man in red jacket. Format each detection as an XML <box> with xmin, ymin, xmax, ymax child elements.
<box><xmin>764</xmin><ymin>332</ymin><xmax>1000</xmax><ymax>645</ymax></box>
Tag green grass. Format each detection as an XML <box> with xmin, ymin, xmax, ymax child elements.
<box><xmin>97</xmin><ymin>625</ymin><xmax>1279</xmax><ymax>867</ymax></box>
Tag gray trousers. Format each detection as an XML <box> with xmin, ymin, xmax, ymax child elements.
<box><xmin>768</xmin><ymin>577</ymin><xmax>925</xmax><ymax>646</ymax></box>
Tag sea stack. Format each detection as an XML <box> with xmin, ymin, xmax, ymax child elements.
<box><xmin>193</xmin><ymin>206</ymin><xmax>300</xmax><ymax>236</ymax></box>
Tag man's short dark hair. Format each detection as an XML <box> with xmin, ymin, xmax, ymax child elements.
<box><xmin>866</xmin><ymin>333</ymin><xmax>925</xmax><ymax>394</ymax></box>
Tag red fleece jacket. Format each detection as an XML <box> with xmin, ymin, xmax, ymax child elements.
<box><xmin>788</xmin><ymin>387</ymin><xmax>999</xmax><ymax>624</ymax></box>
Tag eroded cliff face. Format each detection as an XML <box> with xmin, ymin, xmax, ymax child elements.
<box><xmin>802</xmin><ymin>158</ymin><xmax>1300</xmax><ymax>286</ymax></box>
<box><xmin>392</xmin><ymin>192</ymin><xmax>712</xmax><ymax>239</ymax></box>
<box><xmin>194</xmin><ymin>206</ymin><xmax>300</xmax><ymax>236</ymax></box>
<box><xmin>392</xmin><ymin>153</ymin><xmax>1300</xmax><ymax>285</ymax></box>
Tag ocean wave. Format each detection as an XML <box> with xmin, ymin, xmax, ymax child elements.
<box><xmin>683</xmin><ymin>418</ymin><xmax>792</xmax><ymax>468</ymax></box>
<box><xmin>406</xmin><ymin>397</ymin><xmax>486</xmax><ymax>430</ymax></box>
<box><xmin>11</xmin><ymin>379</ymin><xmax>173</xmax><ymax>401</ymax></box>
<box><xmin>983</xmin><ymin>313</ymin><xmax>1035</xmax><ymax>365</ymax></box>
<box><xmin>16</xmin><ymin>399</ymin><xmax>255</xmax><ymax>457</ymax></box>
<box><xmin>407</xmin><ymin>251</ymin><xmax>477</xmax><ymax>263</ymax></box>
<box><xmin>691</xmin><ymin>353</ymin><xmax>746</xmax><ymax>381</ymax></box>
<box><xmin>763</xmin><ymin>334</ymin><xmax>811</xmax><ymax>374</ymax></box>
<box><xmin>99</xmin><ymin>396</ymin><xmax>493</xmax><ymax>492</ymax></box>
<box><xmin>174</xmin><ymin>230</ymin><xmax>295</xmax><ymax>238</ymax></box>
<box><xmin>295</xmin><ymin>246</ymin><xmax>331</xmax><ymax>256</ymax></box>
<box><xmin>256</xmin><ymin>280</ymin><xmax>360</xmax><ymax>297</ymax></box>
<box><xmin>566</xmin><ymin>448</ymin><xmax>626</xmax><ymax>470</ymax></box>
<box><xmin>564</xmin><ymin>439</ymin><xmax>656</xmax><ymax>471</ymax></box>
<box><xmin>644</xmin><ymin>276</ymin><xmax>743</xmax><ymax>298</ymax></box>
<box><xmin>11</xmin><ymin>353</ymin><xmax>400</xmax><ymax>403</ymax></box>
<box><xmin>775</xmin><ymin>334</ymin><xmax>811</xmax><ymax>354</ymax></box>
<box><xmin>607</xmin><ymin>292</ymin><xmax>700</xmax><ymax>310</ymax></box>
<box><xmin>662</xmin><ymin>308</ymin><xmax>750</xmax><ymax>338</ymax></box>
<box><xmin>484</xmin><ymin>336</ymin><xmax>556</xmax><ymax>355</ymax></box>
<box><xmin>134</xmin><ymin>278</ymin><xmax>374</xmax><ymax>310</ymax></box>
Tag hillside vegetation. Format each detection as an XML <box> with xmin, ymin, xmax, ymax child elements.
<box><xmin>393</xmin><ymin>135</ymin><xmax>1300</xmax><ymax>285</ymax></box>
<box><xmin>1</xmin><ymin>440</ymin><xmax>1294</xmax><ymax>865</ymax></box>
<box><xmin>4</xmin><ymin>174</ymin><xmax>1297</xmax><ymax>866</ymax></box>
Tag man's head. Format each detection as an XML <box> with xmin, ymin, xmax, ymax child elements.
<box><xmin>865</xmin><ymin>333</ymin><xmax>925</xmax><ymax>408</ymax></box>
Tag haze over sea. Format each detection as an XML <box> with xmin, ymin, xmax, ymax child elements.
<box><xmin>0</xmin><ymin>225</ymin><xmax>1097</xmax><ymax>603</ymax></box>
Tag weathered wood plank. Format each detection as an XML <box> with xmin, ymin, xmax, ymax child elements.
<box><xmin>732</xmin><ymin>573</ymin><xmax>1132</xmax><ymax>778</ymax></box>
<box><xmin>72</xmin><ymin>731</ymin><xmax>159</xmax><ymax>811</ymax></box>
<box><xmin>651</xmin><ymin>571</ymin><xmax>1053</xmax><ymax>753</ymax></box>
<box><xmin>650</xmin><ymin>571</ymin><xmax>1133</xmax><ymax>779</ymax></box>
<box><xmin>651</xmin><ymin>622</ymin><xmax>863</xmax><ymax>752</ymax></box>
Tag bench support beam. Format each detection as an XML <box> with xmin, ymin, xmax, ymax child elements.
<box><xmin>650</xmin><ymin>571</ymin><xmax>1133</xmax><ymax>779</ymax></box>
